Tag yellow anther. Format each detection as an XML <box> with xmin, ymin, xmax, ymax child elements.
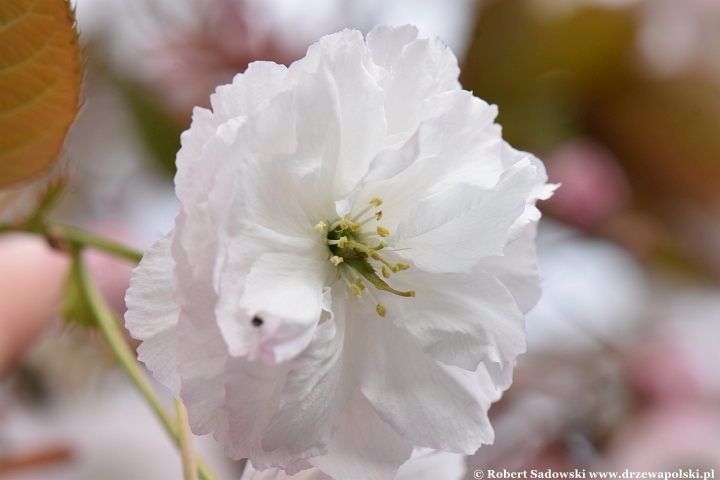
<box><xmin>350</xmin><ymin>221</ymin><xmax>362</xmax><ymax>231</ymax></box>
<box><xmin>391</xmin><ymin>264</ymin><xmax>400</xmax><ymax>273</ymax></box>
<box><xmin>370</xmin><ymin>197</ymin><xmax>383</xmax><ymax>207</ymax></box>
<box><xmin>350</xmin><ymin>284</ymin><xmax>362</xmax><ymax>298</ymax></box>
<box><xmin>375</xmin><ymin>211</ymin><xmax>383</xmax><ymax>221</ymax></box>
<box><xmin>381</xmin><ymin>266</ymin><xmax>391</xmax><ymax>278</ymax></box>
<box><xmin>340</xmin><ymin>218</ymin><xmax>349</xmax><ymax>229</ymax></box>
<box><xmin>338</xmin><ymin>237</ymin><xmax>348</xmax><ymax>248</ymax></box>
<box><xmin>355</xmin><ymin>278</ymin><xmax>366</xmax><ymax>290</ymax></box>
<box><xmin>376</xmin><ymin>303</ymin><xmax>387</xmax><ymax>317</ymax></box>
<box><xmin>330</xmin><ymin>256</ymin><xmax>344</xmax><ymax>266</ymax></box>
<box><xmin>408</xmin><ymin>290</ymin><xmax>416</xmax><ymax>297</ymax></box>
<box><xmin>376</xmin><ymin>226</ymin><xmax>390</xmax><ymax>237</ymax></box>
<box><xmin>396</xmin><ymin>263</ymin><xmax>410</xmax><ymax>271</ymax></box>
<box><xmin>315</xmin><ymin>221</ymin><xmax>326</xmax><ymax>232</ymax></box>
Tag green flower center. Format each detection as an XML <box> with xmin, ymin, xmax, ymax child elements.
<box><xmin>315</xmin><ymin>198</ymin><xmax>415</xmax><ymax>317</ymax></box>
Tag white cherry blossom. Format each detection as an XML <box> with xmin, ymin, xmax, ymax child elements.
<box><xmin>125</xmin><ymin>25</ymin><xmax>555</xmax><ymax>479</ymax></box>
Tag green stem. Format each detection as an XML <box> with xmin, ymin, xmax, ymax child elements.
<box><xmin>175</xmin><ymin>398</ymin><xmax>199</xmax><ymax>480</ymax></box>
<box><xmin>73</xmin><ymin>249</ymin><xmax>219</xmax><ymax>480</ymax></box>
<box><xmin>54</xmin><ymin>224</ymin><xmax>143</xmax><ymax>263</ymax></box>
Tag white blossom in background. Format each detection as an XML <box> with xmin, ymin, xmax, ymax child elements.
<box><xmin>126</xmin><ymin>25</ymin><xmax>554</xmax><ymax>479</ymax></box>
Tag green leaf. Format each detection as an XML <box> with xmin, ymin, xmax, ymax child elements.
<box><xmin>0</xmin><ymin>0</ymin><xmax>82</xmax><ymax>187</ymax></box>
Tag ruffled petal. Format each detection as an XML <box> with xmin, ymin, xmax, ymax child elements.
<box><xmin>353</xmin><ymin>305</ymin><xmax>495</xmax><ymax>453</ymax></box>
<box><xmin>377</xmin><ymin>267</ymin><xmax>525</xmax><ymax>372</ymax></box>
<box><xmin>478</xmin><ymin>221</ymin><xmax>542</xmax><ymax>314</ymax></box>
<box><xmin>396</xmin><ymin>449</ymin><xmax>467</xmax><ymax>480</ymax></box>
<box><xmin>262</xmin><ymin>289</ymin><xmax>355</xmax><ymax>453</ymax></box>
<box><xmin>309</xmin><ymin>391</ymin><xmax>413</xmax><ymax>480</ymax></box>
<box><xmin>343</xmin><ymin>91</ymin><xmax>504</xmax><ymax>231</ymax></box>
<box><xmin>210</xmin><ymin>61</ymin><xmax>289</xmax><ymax>125</ymax></box>
<box><xmin>394</xmin><ymin>161</ymin><xmax>536</xmax><ymax>273</ymax></box>
<box><xmin>366</xmin><ymin>25</ymin><xmax>420</xmax><ymax>72</ymax></box>
<box><xmin>239</xmin><ymin>254</ymin><xmax>333</xmax><ymax>364</ymax></box>
<box><xmin>124</xmin><ymin>231</ymin><xmax>180</xmax><ymax>394</ymax></box>
<box><xmin>372</xmin><ymin>28</ymin><xmax>461</xmax><ymax>139</ymax></box>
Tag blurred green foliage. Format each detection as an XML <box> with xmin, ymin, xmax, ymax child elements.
<box><xmin>462</xmin><ymin>0</ymin><xmax>720</xmax><ymax>209</ymax></box>
<box><xmin>461</xmin><ymin>0</ymin><xmax>635</xmax><ymax>152</ymax></box>
<box><xmin>119</xmin><ymin>81</ymin><xmax>183</xmax><ymax>177</ymax></box>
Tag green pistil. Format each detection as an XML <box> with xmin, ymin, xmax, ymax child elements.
<box><xmin>326</xmin><ymin>225</ymin><xmax>414</xmax><ymax>298</ymax></box>
<box><xmin>320</xmin><ymin>199</ymin><xmax>415</xmax><ymax>315</ymax></box>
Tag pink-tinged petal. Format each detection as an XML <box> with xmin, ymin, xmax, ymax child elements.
<box><xmin>309</xmin><ymin>391</ymin><xmax>413</xmax><ymax>480</ymax></box>
<box><xmin>239</xmin><ymin>254</ymin><xmax>333</xmax><ymax>364</ymax></box>
<box><xmin>262</xmin><ymin>290</ymin><xmax>355</xmax><ymax>452</ymax></box>
<box><xmin>125</xmin><ymin>231</ymin><xmax>180</xmax><ymax>394</ymax></box>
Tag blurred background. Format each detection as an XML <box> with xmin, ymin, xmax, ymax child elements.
<box><xmin>2</xmin><ymin>0</ymin><xmax>720</xmax><ymax>478</ymax></box>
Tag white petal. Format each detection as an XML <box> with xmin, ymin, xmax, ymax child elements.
<box><xmin>237</xmin><ymin>253</ymin><xmax>332</xmax><ymax>364</ymax></box>
<box><xmin>330</xmin><ymin>40</ymin><xmax>387</xmax><ymax>196</ymax></box>
<box><xmin>241</xmin><ymin>463</ymin><xmax>330</xmax><ymax>480</ymax></box>
<box><xmin>222</xmin><ymin>357</ymin><xmax>296</xmax><ymax>464</ymax></box>
<box><xmin>309</xmin><ymin>391</ymin><xmax>413</xmax><ymax>480</ymax></box>
<box><xmin>366</xmin><ymin>25</ymin><xmax>420</xmax><ymax>71</ymax></box>
<box><xmin>354</xmin><ymin>308</ymin><xmax>494</xmax><ymax>453</ymax></box>
<box><xmin>478</xmin><ymin>221</ymin><xmax>542</xmax><ymax>314</ymax></box>
<box><xmin>211</xmin><ymin>61</ymin><xmax>289</xmax><ymax>124</ymax></box>
<box><xmin>378</xmin><ymin>267</ymin><xmax>526</xmax><ymax>372</ymax></box>
<box><xmin>210</xmin><ymin>143</ymin><xmax>330</xmax><ymax>361</ymax></box>
<box><xmin>124</xmin><ymin>231</ymin><xmax>180</xmax><ymax>394</ymax></box>
<box><xmin>394</xmin><ymin>162</ymin><xmax>536</xmax><ymax>273</ymax></box>
<box><xmin>377</xmin><ymin>31</ymin><xmax>461</xmax><ymax>138</ymax></box>
<box><xmin>397</xmin><ymin>449</ymin><xmax>467</xmax><ymax>480</ymax></box>
<box><xmin>499</xmin><ymin>143</ymin><xmax>558</xmax><ymax>243</ymax></box>
<box><xmin>344</xmin><ymin>91</ymin><xmax>503</xmax><ymax>230</ymax></box>
<box><xmin>262</xmin><ymin>291</ymin><xmax>355</xmax><ymax>453</ymax></box>
<box><xmin>171</xmin><ymin>212</ymin><xmax>230</xmax><ymax>438</ymax></box>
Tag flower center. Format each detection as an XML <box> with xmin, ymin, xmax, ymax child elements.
<box><xmin>314</xmin><ymin>198</ymin><xmax>415</xmax><ymax>317</ymax></box>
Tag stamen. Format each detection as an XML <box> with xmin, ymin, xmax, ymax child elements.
<box><xmin>344</xmin><ymin>240</ymin><xmax>374</xmax><ymax>255</ymax></box>
<box><xmin>350</xmin><ymin>201</ymin><xmax>378</xmax><ymax>221</ymax></box>
<box><xmin>396</xmin><ymin>263</ymin><xmax>410</xmax><ymax>271</ymax></box>
<box><xmin>370</xmin><ymin>241</ymin><xmax>387</xmax><ymax>251</ymax></box>
<box><xmin>370</xmin><ymin>197</ymin><xmax>383</xmax><ymax>207</ymax></box>
<box><xmin>328</xmin><ymin>236</ymin><xmax>348</xmax><ymax>248</ymax></box>
<box><xmin>314</xmin><ymin>221</ymin><xmax>327</xmax><ymax>232</ymax></box>
<box><xmin>376</xmin><ymin>303</ymin><xmax>387</xmax><ymax>317</ymax></box>
<box><xmin>350</xmin><ymin>284</ymin><xmax>363</xmax><ymax>298</ymax></box>
<box><xmin>381</xmin><ymin>266</ymin><xmax>391</xmax><ymax>278</ymax></box>
<box><xmin>354</xmin><ymin>214</ymin><xmax>377</xmax><ymax>227</ymax></box>
<box><xmin>350</xmin><ymin>221</ymin><xmax>362</xmax><ymax>231</ymax></box>
<box><xmin>370</xmin><ymin>251</ymin><xmax>399</xmax><ymax>272</ymax></box>
<box><xmin>340</xmin><ymin>218</ymin><xmax>350</xmax><ymax>229</ymax></box>
<box><xmin>375</xmin><ymin>211</ymin><xmax>382</xmax><ymax>221</ymax></box>
<box><xmin>355</xmin><ymin>278</ymin><xmax>366</xmax><ymax>291</ymax></box>
<box><xmin>376</xmin><ymin>226</ymin><xmax>390</xmax><ymax>237</ymax></box>
<box><xmin>330</xmin><ymin>256</ymin><xmax>344</xmax><ymax>266</ymax></box>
